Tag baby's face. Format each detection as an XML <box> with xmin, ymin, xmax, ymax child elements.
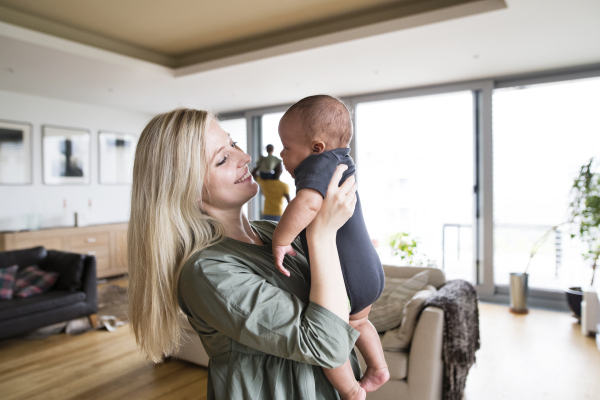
<box><xmin>278</xmin><ymin>115</ymin><xmax>313</xmax><ymax>178</ymax></box>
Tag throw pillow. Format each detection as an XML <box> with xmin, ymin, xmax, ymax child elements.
<box><xmin>381</xmin><ymin>284</ymin><xmax>437</xmax><ymax>351</ymax></box>
<box><xmin>0</xmin><ymin>265</ymin><xmax>19</xmax><ymax>300</ymax></box>
<box><xmin>14</xmin><ymin>265</ymin><xmax>59</xmax><ymax>298</ymax></box>
<box><xmin>43</xmin><ymin>250</ymin><xmax>86</xmax><ymax>291</ymax></box>
<box><xmin>369</xmin><ymin>270</ymin><xmax>429</xmax><ymax>333</ymax></box>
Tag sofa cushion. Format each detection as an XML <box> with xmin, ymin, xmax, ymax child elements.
<box><xmin>369</xmin><ymin>271</ymin><xmax>429</xmax><ymax>332</ymax></box>
<box><xmin>15</xmin><ymin>266</ymin><xmax>59</xmax><ymax>298</ymax></box>
<box><xmin>385</xmin><ymin>349</ymin><xmax>408</xmax><ymax>380</ymax></box>
<box><xmin>0</xmin><ymin>265</ymin><xmax>19</xmax><ymax>300</ymax></box>
<box><xmin>0</xmin><ymin>290</ymin><xmax>86</xmax><ymax>321</ymax></box>
<box><xmin>381</xmin><ymin>284</ymin><xmax>437</xmax><ymax>351</ymax></box>
<box><xmin>43</xmin><ymin>250</ymin><xmax>86</xmax><ymax>291</ymax></box>
<box><xmin>0</xmin><ymin>247</ymin><xmax>47</xmax><ymax>273</ymax></box>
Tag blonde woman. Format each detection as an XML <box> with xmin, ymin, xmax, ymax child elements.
<box><xmin>128</xmin><ymin>109</ymin><xmax>365</xmax><ymax>400</ymax></box>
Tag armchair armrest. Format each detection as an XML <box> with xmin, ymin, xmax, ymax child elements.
<box><xmin>407</xmin><ymin>306</ymin><xmax>444</xmax><ymax>400</ymax></box>
<box><xmin>81</xmin><ymin>255</ymin><xmax>98</xmax><ymax>314</ymax></box>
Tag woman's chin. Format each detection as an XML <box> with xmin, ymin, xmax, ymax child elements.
<box><xmin>247</xmin><ymin>181</ymin><xmax>260</xmax><ymax>199</ymax></box>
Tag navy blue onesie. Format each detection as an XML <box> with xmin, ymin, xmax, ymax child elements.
<box><xmin>295</xmin><ymin>148</ymin><xmax>385</xmax><ymax>315</ymax></box>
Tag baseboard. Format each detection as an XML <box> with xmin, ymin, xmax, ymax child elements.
<box><xmin>479</xmin><ymin>292</ymin><xmax>571</xmax><ymax>313</ymax></box>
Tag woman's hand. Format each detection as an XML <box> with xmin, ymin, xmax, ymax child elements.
<box><xmin>307</xmin><ymin>164</ymin><xmax>357</xmax><ymax>237</ymax></box>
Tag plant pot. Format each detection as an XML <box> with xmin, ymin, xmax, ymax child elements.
<box><xmin>565</xmin><ymin>287</ymin><xmax>584</xmax><ymax>319</ymax></box>
<box><xmin>509</xmin><ymin>273</ymin><xmax>529</xmax><ymax>314</ymax></box>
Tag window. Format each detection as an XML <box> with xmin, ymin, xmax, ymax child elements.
<box><xmin>356</xmin><ymin>91</ymin><xmax>475</xmax><ymax>282</ymax></box>
<box><xmin>493</xmin><ymin>77</ymin><xmax>600</xmax><ymax>290</ymax></box>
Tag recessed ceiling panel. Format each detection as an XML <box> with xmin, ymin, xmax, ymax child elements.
<box><xmin>0</xmin><ymin>0</ymin><xmax>408</xmax><ymax>54</ymax></box>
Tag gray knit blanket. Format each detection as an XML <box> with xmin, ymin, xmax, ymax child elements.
<box><xmin>423</xmin><ymin>279</ymin><xmax>480</xmax><ymax>400</ymax></box>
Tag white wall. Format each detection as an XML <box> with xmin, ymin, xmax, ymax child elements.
<box><xmin>0</xmin><ymin>90</ymin><xmax>151</xmax><ymax>231</ymax></box>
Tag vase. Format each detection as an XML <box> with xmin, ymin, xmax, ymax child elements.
<box><xmin>509</xmin><ymin>272</ymin><xmax>529</xmax><ymax>314</ymax></box>
<box><xmin>565</xmin><ymin>287</ymin><xmax>583</xmax><ymax>319</ymax></box>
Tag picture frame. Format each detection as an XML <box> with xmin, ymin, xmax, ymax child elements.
<box><xmin>0</xmin><ymin>120</ymin><xmax>32</xmax><ymax>185</ymax></box>
<box><xmin>42</xmin><ymin>126</ymin><xmax>90</xmax><ymax>185</ymax></box>
<box><xmin>98</xmin><ymin>131</ymin><xmax>137</xmax><ymax>185</ymax></box>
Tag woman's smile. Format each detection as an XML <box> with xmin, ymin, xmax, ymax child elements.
<box><xmin>235</xmin><ymin>168</ymin><xmax>252</xmax><ymax>184</ymax></box>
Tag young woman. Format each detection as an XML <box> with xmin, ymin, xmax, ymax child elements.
<box><xmin>128</xmin><ymin>108</ymin><xmax>365</xmax><ymax>399</ymax></box>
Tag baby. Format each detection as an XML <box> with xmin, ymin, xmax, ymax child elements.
<box><xmin>273</xmin><ymin>95</ymin><xmax>389</xmax><ymax>399</ymax></box>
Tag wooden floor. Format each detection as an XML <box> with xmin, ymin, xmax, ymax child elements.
<box><xmin>465</xmin><ymin>303</ymin><xmax>600</xmax><ymax>400</ymax></box>
<box><xmin>0</xmin><ymin>324</ymin><xmax>208</xmax><ymax>400</ymax></box>
<box><xmin>1</xmin><ymin>300</ymin><xmax>598</xmax><ymax>399</ymax></box>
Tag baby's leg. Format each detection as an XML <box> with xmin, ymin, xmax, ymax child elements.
<box><xmin>350</xmin><ymin>305</ymin><xmax>390</xmax><ymax>392</ymax></box>
<box><xmin>323</xmin><ymin>359</ymin><xmax>366</xmax><ymax>400</ymax></box>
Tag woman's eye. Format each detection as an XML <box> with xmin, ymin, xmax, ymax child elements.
<box><xmin>217</xmin><ymin>155</ymin><xmax>228</xmax><ymax>166</ymax></box>
<box><xmin>230</xmin><ymin>141</ymin><xmax>238</xmax><ymax>148</ymax></box>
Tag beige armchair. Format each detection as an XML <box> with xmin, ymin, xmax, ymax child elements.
<box><xmin>356</xmin><ymin>265</ymin><xmax>445</xmax><ymax>400</ymax></box>
<box><xmin>176</xmin><ymin>265</ymin><xmax>445</xmax><ymax>400</ymax></box>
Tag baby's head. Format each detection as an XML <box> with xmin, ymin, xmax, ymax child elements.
<box><xmin>278</xmin><ymin>95</ymin><xmax>353</xmax><ymax>177</ymax></box>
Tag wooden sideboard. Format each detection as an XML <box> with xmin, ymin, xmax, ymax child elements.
<box><xmin>0</xmin><ymin>223</ymin><xmax>128</xmax><ymax>279</ymax></box>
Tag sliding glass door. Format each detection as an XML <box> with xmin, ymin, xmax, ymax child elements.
<box><xmin>355</xmin><ymin>91</ymin><xmax>476</xmax><ymax>282</ymax></box>
<box><xmin>493</xmin><ymin>77</ymin><xmax>600</xmax><ymax>290</ymax></box>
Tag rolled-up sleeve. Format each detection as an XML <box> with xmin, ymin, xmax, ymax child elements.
<box><xmin>179</xmin><ymin>256</ymin><xmax>360</xmax><ymax>369</ymax></box>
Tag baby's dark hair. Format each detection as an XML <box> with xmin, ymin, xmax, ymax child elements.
<box><xmin>283</xmin><ymin>95</ymin><xmax>353</xmax><ymax>148</ymax></box>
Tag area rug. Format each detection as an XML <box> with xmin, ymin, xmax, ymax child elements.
<box><xmin>22</xmin><ymin>284</ymin><xmax>129</xmax><ymax>339</ymax></box>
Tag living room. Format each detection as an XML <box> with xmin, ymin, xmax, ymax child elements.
<box><xmin>0</xmin><ymin>0</ymin><xmax>599</xmax><ymax>399</ymax></box>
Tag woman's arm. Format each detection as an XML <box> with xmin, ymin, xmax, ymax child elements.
<box><xmin>306</xmin><ymin>164</ymin><xmax>356</xmax><ymax>322</ymax></box>
<box><xmin>179</xmin><ymin>254</ymin><xmax>359</xmax><ymax>369</ymax></box>
<box><xmin>178</xmin><ymin>165</ymin><xmax>358</xmax><ymax>368</ymax></box>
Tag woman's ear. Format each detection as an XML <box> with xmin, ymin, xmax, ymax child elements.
<box><xmin>312</xmin><ymin>141</ymin><xmax>325</xmax><ymax>154</ymax></box>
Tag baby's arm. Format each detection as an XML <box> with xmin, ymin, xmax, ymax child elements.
<box><xmin>272</xmin><ymin>188</ymin><xmax>324</xmax><ymax>275</ymax></box>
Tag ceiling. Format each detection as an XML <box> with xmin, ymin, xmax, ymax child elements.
<box><xmin>0</xmin><ymin>0</ymin><xmax>598</xmax><ymax>115</ymax></box>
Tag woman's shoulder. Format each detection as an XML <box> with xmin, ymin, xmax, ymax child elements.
<box><xmin>250</xmin><ymin>219</ymin><xmax>277</xmax><ymax>238</ymax></box>
<box><xmin>180</xmin><ymin>221</ymin><xmax>276</xmax><ymax>271</ymax></box>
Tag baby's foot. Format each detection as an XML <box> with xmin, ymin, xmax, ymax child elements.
<box><xmin>360</xmin><ymin>366</ymin><xmax>390</xmax><ymax>392</ymax></box>
<box><xmin>339</xmin><ymin>381</ymin><xmax>366</xmax><ymax>400</ymax></box>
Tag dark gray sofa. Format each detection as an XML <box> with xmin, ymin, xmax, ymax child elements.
<box><xmin>0</xmin><ymin>246</ymin><xmax>97</xmax><ymax>340</ymax></box>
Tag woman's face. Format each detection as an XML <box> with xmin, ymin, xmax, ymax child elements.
<box><xmin>203</xmin><ymin>120</ymin><xmax>258</xmax><ymax>211</ymax></box>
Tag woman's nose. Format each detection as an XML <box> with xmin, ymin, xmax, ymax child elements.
<box><xmin>239</xmin><ymin>151</ymin><xmax>251</xmax><ymax>166</ymax></box>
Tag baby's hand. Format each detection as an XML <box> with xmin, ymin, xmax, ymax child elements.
<box><xmin>272</xmin><ymin>244</ymin><xmax>297</xmax><ymax>277</ymax></box>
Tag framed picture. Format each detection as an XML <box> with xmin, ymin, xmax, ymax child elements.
<box><xmin>98</xmin><ymin>131</ymin><xmax>137</xmax><ymax>184</ymax></box>
<box><xmin>0</xmin><ymin>120</ymin><xmax>32</xmax><ymax>185</ymax></box>
<box><xmin>43</xmin><ymin>126</ymin><xmax>90</xmax><ymax>185</ymax></box>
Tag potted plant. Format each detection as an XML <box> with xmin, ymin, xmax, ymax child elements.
<box><xmin>515</xmin><ymin>225</ymin><xmax>563</xmax><ymax>314</ymax></box>
<box><xmin>388</xmin><ymin>232</ymin><xmax>435</xmax><ymax>266</ymax></box>
<box><xmin>565</xmin><ymin>157</ymin><xmax>600</xmax><ymax>318</ymax></box>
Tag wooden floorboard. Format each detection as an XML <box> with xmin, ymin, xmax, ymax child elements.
<box><xmin>1</xmin><ymin>293</ymin><xmax>598</xmax><ymax>399</ymax></box>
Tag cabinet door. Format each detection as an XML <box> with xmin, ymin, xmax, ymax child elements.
<box><xmin>13</xmin><ymin>237</ymin><xmax>64</xmax><ymax>251</ymax></box>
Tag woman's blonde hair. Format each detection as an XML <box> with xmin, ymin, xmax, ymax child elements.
<box><xmin>128</xmin><ymin>108</ymin><xmax>225</xmax><ymax>363</ymax></box>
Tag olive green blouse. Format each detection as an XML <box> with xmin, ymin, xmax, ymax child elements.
<box><xmin>178</xmin><ymin>220</ymin><xmax>361</xmax><ymax>400</ymax></box>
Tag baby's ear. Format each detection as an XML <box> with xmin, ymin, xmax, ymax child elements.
<box><xmin>312</xmin><ymin>141</ymin><xmax>325</xmax><ymax>154</ymax></box>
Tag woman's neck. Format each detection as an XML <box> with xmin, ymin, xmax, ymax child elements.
<box><xmin>208</xmin><ymin>207</ymin><xmax>264</xmax><ymax>245</ymax></box>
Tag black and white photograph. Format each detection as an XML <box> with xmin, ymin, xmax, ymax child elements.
<box><xmin>42</xmin><ymin>126</ymin><xmax>90</xmax><ymax>185</ymax></box>
<box><xmin>98</xmin><ymin>131</ymin><xmax>137</xmax><ymax>184</ymax></box>
<box><xmin>0</xmin><ymin>120</ymin><xmax>32</xmax><ymax>185</ymax></box>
